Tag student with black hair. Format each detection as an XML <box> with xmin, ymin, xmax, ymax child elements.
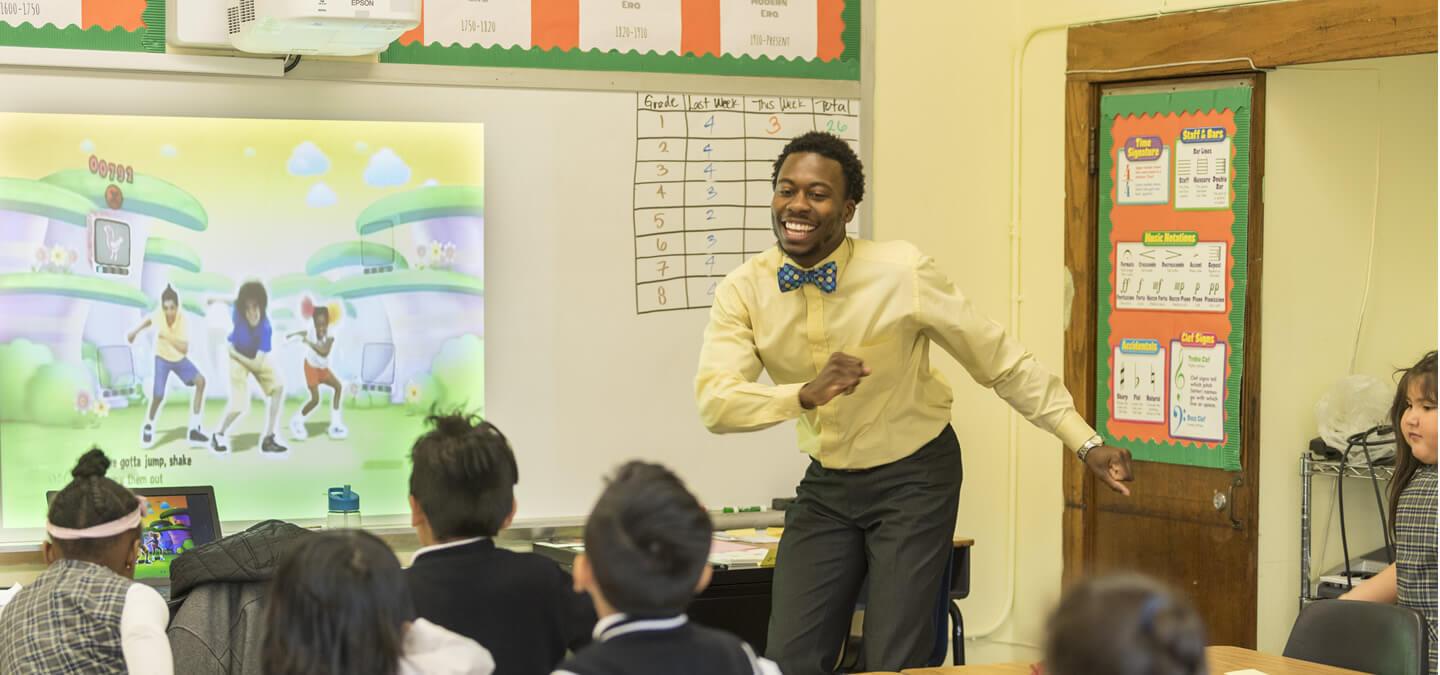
<box><xmin>405</xmin><ymin>413</ymin><xmax>595</xmax><ymax>675</ymax></box>
<box><xmin>127</xmin><ymin>283</ymin><xmax>209</xmax><ymax>448</ymax></box>
<box><xmin>0</xmin><ymin>449</ymin><xmax>173</xmax><ymax>674</ymax></box>
<box><xmin>212</xmin><ymin>280</ymin><xmax>287</xmax><ymax>455</ymax></box>
<box><xmin>1043</xmin><ymin>573</ymin><xmax>1208</xmax><ymax>675</ymax></box>
<box><xmin>263</xmin><ymin>529</ymin><xmax>493</xmax><ymax>675</ymax></box>
<box><xmin>1342</xmin><ymin>350</ymin><xmax>1438</xmax><ymax>673</ymax></box>
<box><xmin>554</xmin><ymin>461</ymin><xmax>780</xmax><ymax>675</ymax></box>
<box><xmin>694</xmin><ymin>130</ymin><xmax>1136</xmax><ymax>673</ymax></box>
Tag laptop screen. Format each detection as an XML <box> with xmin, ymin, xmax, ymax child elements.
<box><xmin>133</xmin><ymin>489</ymin><xmax>221</xmax><ymax>581</ymax></box>
<box><xmin>45</xmin><ymin>486</ymin><xmax>221</xmax><ymax>583</ymax></box>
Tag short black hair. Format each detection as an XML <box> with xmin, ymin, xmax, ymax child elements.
<box><xmin>771</xmin><ymin>131</ymin><xmax>865</xmax><ymax>203</ymax></box>
<box><xmin>263</xmin><ymin>530</ymin><xmax>414</xmax><ymax>675</ymax></box>
<box><xmin>1044</xmin><ymin>573</ymin><xmax>1207</xmax><ymax>675</ymax></box>
<box><xmin>237</xmin><ymin>280</ymin><xmax>268</xmax><ymax>315</ymax></box>
<box><xmin>313</xmin><ymin>305</ymin><xmax>329</xmax><ymax>321</ymax></box>
<box><xmin>408</xmin><ymin>413</ymin><xmax>518</xmax><ymax>539</ymax></box>
<box><xmin>160</xmin><ymin>284</ymin><xmax>178</xmax><ymax>307</ymax></box>
<box><xmin>48</xmin><ymin>448</ymin><xmax>140</xmax><ymax>560</ymax></box>
<box><xmin>583</xmin><ymin>461</ymin><xmax>711</xmax><ymax>616</ymax></box>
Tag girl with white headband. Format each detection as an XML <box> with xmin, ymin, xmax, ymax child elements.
<box><xmin>0</xmin><ymin>448</ymin><xmax>173</xmax><ymax>674</ymax></box>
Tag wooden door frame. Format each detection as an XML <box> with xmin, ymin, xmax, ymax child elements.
<box><xmin>1062</xmin><ymin>0</ymin><xmax>1438</xmax><ymax>591</ymax></box>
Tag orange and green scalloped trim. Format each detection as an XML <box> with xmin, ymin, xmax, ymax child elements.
<box><xmin>0</xmin><ymin>0</ymin><xmax>163</xmax><ymax>52</ymax></box>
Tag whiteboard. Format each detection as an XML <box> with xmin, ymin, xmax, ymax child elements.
<box><xmin>0</xmin><ymin>64</ymin><xmax>866</xmax><ymax>526</ymax></box>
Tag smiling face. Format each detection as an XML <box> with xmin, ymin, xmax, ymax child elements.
<box><xmin>312</xmin><ymin>306</ymin><xmax>329</xmax><ymax>336</ymax></box>
<box><xmin>771</xmin><ymin>152</ymin><xmax>855</xmax><ymax>268</ymax></box>
<box><xmin>1401</xmin><ymin>377</ymin><xmax>1438</xmax><ymax>465</ymax></box>
<box><xmin>242</xmin><ymin>300</ymin><xmax>262</xmax><ymax>328</ymax></box>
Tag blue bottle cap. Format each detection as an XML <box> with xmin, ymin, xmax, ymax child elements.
<box><xmin>328</xmin><ymin>485</ymin><xmax>360</xmax><ymax>512</ymax></box>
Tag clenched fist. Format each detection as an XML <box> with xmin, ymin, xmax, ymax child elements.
<box><xmin>798</xmin><ymin>352</ymin><xmax>872</xmax><ymax>409</ymax></box>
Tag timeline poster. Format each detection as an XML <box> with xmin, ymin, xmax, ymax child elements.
<box><xmin>1095</xmin><ymin>85</ymin><xmax>1252</xmax><ymax>471</ymax></box>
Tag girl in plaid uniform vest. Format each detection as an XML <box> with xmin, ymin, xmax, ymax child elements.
<box><xmin>1344</xmin><ymin>350</ymin><xmax>1438</xmax><ymax>674</ymax></box>
<box><xmin>0</xmin><ymin>449</ymin><xmax>173</xmax><ymax>674</ymax></box>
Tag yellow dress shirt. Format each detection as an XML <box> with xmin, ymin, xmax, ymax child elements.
<box><xmin>695</xmin><ymin>237</ymin><xmax>1096</xmax><ymax>469</ymax></box>
<box><xmin>153</xmin><ymin>309</ymin><xmax>188</xmax><ymax>363</ymax></box>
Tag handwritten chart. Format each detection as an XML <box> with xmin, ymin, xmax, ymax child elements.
<box><xmin>633</xmin><ymin>92</ymin><xmax>860</xmax><ymax>314</ymax></box>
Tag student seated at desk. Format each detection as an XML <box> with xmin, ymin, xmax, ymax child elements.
<box><xmin>263</xmin><ymin>529</ymin><xmax>493</xmax><ymax>675</ymax></box>
<box><xmin>555</xmin><ymin>461</ymin><xmax>780</xmax><ymax>675</ymax></box>
<box><xmin>1043</xmin><ymin>573</ymin><xmax>1207</xmax><ymax>675</ymax></box>
<box><xmin>1340</xmin><ymin>350</ymin><xmax>1438</xmax><ymax>674</ymax></box>
<box><xmin>405</xmin><ymin>413</ymin><xmax>595</xmax><ymax>675</ymax></box>
<box><xmin>0</xmin><ymin>449</ymin><xmax>172</xmax><ymax>675</ymax></box>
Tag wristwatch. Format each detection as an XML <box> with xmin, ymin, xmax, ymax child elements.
<box><xmin>1076</xmin><ymin>434</ymin><xmax>1104</xmax><ymax>462</ymax></box>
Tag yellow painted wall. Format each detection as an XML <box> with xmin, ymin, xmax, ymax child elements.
<box><xmin>1</xmin><ymin>3</ymin><xmax>1431</xmax><ymax>661</ymax></box>
<box><xmin>1258</xmin><ymin>54</ymin><xmax>1437</xmax><ymax>651</ymax></box>
<box><xmin>874</xmin><ymin>0</ymin><xmax>1435</xmax><ymax>655</ymax></box>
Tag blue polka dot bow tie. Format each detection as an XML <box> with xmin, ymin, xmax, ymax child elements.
<box><xmin>778</xmin><ymin>261</ymin><xmax>838</xmax><ymax>293</ymax></box>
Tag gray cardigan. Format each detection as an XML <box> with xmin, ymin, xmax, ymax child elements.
<box><xmin>167</xmin><ymin>520</ymin><xmax>313</xmax><ymax>675</ymax></box>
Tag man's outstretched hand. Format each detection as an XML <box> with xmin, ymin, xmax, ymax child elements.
<box><xmin>1085</xmin><ymin>445</ymin><xmax>1135</xmax><ymax>496</ymax></box>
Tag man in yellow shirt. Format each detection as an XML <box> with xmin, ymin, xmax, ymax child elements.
<box><xmin>127</xmin><ymin>284</ymin><xmax>208</xmax><ymax>449</ymax></box>
<box><xmin>694</xmin><ymin>132</ymin><xmax>1135</xmax><ymax>674</ymax></box>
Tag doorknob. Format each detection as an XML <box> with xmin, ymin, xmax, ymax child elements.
<box><xmin>1213</xmin><ymin>476</ymin><xmax>1243</xmax><ymax>529</ymax></box>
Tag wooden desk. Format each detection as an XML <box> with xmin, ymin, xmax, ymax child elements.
<box><xmin>1204</xmin><ymin>646</ymin><xmax>1368</xmax><ymax>674</ymax></box>
<box><xmin>897</xmin><ymin>646</ymin><xmax>1367</xmax><ymax>674</ymax></box>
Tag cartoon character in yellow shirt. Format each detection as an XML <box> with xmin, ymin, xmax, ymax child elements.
<box><xmin>127</xmin><ymin>285</ymin><xmax>208</xmax><ymax>449</ymax></box>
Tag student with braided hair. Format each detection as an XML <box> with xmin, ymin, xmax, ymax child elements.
<box><xmin>1043</xmin><ymin>573</ymin><xmax>1207</xmax><ymax>675</ymax></box>
<box><xmin>0</xmin><ymin>449</ymin><xmax>173</xmax><ymax>674</ymax></box>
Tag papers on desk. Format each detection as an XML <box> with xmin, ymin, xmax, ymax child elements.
<box><xmin>709</xmin><ymin>539</ymin><xmax>772</xmax><ymax>569</ymax></box>
<box><xmin>1224</xmin><ymin>670</ymin><xmax>1268</xmax><ymax>675</ymax></box>
<box><xmin>716</xmin><ymin>527</ymin><xmax>783</xmax><ymax>544</ymax></box>
<box><xmin>537</xmin><ymin>537</ymin><xmax>775</xmax><ymax>570</ymax></box>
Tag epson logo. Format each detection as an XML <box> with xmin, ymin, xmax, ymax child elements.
<box><xmin>351</xmin><ymin>0</ymin><xmax>374</xmax><ymax>5</ymax></box>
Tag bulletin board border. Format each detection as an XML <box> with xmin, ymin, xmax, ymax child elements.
<box><xmin>379</xmin><ymin>1</ymin><xmax>861</xmax><ymax>81</ymax></box>
<box><xmin>0</xmin><ymin>1</ymin><xmax>165</xmax><ymax>53</ymax></box>
<box><xmin>1095</xmin><ymin>86</ymin><xmax>1252</xmax><ymax>471</ymax></box>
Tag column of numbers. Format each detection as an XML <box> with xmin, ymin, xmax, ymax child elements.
<box><xmin>684</xmin><ymin>96</ymin><xmax>746</xmax><ymax>306</ymax></box>
<box><xmin>635</xmin><ymin>95</ymin><xmax>688</xmax><ymax>313</ymax></box>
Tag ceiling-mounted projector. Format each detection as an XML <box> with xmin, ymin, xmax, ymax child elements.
<box><xmin>226</xmin><ymin>0</ymin><xmax>420</xmax><ymax>57</ymax></box>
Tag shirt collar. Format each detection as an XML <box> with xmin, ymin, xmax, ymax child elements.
<box><xmin>593</xmin><ymin>613</ymin><xmax>689</xmax><ymax>642</ymax></box>
<box><xmin>410</xmin><ymin>536</ymin><xmax>489</xmax><ymax>565</ymax></box>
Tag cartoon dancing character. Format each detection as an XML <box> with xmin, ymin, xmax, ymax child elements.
<box><xmin>287</xmin><ymin>300</ymin><xmax>348</xmax><ymax>440</ymax></box>
<box><xmin>211</xmin><ymin>281</ymin><xmax>288</xmax><ymax>455</ymax></box>
<box><xmin>127</xmin><ymin>285</ymin><xmax>208</xmax><ymax>448</ymax></box>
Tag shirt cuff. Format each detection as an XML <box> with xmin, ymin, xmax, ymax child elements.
<box><xmin>1054</xmin><ymin>411</ymin><xmax>1098</xmax><ymax>453</ymax></box>
<box><xmin>772</xmin><ymin>383</ymin><xmax>807</xmax><ymax>420</ymax></box>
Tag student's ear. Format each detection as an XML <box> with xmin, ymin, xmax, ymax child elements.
<box><xmin>695</xmin><ymin>564</ymin><xmax>713</xmax><ymax>594</ymax></box>
<box><xmin>41</xmin><ymin>540</ymin><xmax>56</xmax><ymax>565</ymax></box>
<box><xmin>408</xmin><ymin>494</ymin><xmax>426</xmax><ymax>530</ymax></box>
<box><xmin>572</xmin><ymin>553</ymin><xmax>593</xmax><ymax>595</ymax></box>
<box><xmin>501</xmin><ymin>498</ymin><xmax>517</xmax><ymax>530</ymax></box>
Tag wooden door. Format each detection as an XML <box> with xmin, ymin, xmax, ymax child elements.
<box><xmin>1062</xmin><ymin>74</ymin><xmax>1266</xmax><ymax>647</ymax></box>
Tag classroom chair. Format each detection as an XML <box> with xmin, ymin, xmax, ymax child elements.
<box><xmin>837</xmin><ymin>548</ymin><xmax>966</xmax><ymax>672</ymax></box>
<box><xmin>1282</xmin><ymin>599</ymin><xmax>1429</xmax><ymax>675</ymax></box>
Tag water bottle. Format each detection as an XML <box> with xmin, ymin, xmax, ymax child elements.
<box><xmin>326</xmin><ymin>485</ymin><xmax>361</xmax><ymax>529</ymax></box>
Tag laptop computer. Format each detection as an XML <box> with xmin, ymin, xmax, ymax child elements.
<box><xmin>45</xmin><ymin>486</ymin><xmax>222</xmax><ymax>597</ymax></box>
